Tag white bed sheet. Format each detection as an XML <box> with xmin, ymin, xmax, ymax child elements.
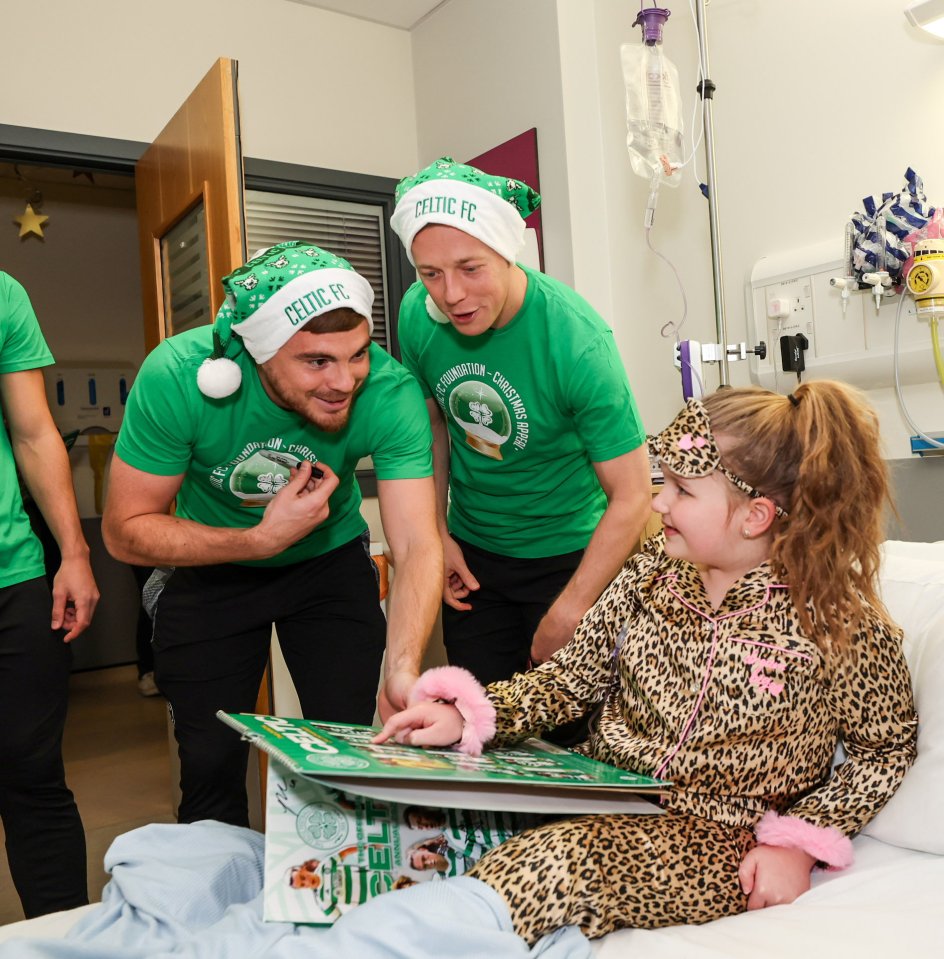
<box><xmin>0</xmin><ymin>903</ymin><xmax>96</xmax><ymax>944</ymax></box>
<box><xmin>1</xmin><ymin>838</ymin><xmax>940</xmax><ymax>956</ymax></box>
<box><xmin>593</xmin><ymin>835</ymin><xmax>944</xmax><ymax>958</ymax></box>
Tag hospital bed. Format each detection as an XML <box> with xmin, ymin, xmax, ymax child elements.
<box><xmin>2</xmin><ymin>540</ymin><xmax>942</xmax><ymax>957</ymax></box>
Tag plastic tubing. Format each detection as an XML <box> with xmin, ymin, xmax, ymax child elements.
<box><xmin>894</xmin><ymin>293</ymin><xmax>944</xmax><ymax>449</ymax></box>
<box><xmin>931</xmin><ymin>315</ymin><xmax>944</xmax><ymax>387</ymax></box>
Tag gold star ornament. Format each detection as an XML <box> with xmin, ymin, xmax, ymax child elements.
<box><xmin>15</xmin><ymin>203</ymin><xmax>49</xmax><ymax>239</ymax></box>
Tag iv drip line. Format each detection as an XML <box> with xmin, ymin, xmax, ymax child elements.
<box><xmin>646</xmin><ymin>199</ymin><xmax>688</xmax><ymax>338</ymax></box>
<box><xmin>644</xmin><ymin>170</ymin><xmax>705</xmax><ymax>398</ymax></box>
<box><xmin>932</xmin><ymin>316</ymin><xmax>944</xmax><ymax>385</ymax></box>
<box><xmin>894</xmin><ymin>290</ymin><xmax>944</xmax><ymax>449</ymax></box>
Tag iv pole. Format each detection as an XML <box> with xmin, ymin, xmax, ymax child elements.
<box><xmin>694</xmin><ymin>0</ymin><xmax>730</xmax><ymax>386</ymax></box>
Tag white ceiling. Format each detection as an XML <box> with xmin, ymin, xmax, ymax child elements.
<box><xmin>283</xmin><ymin>0</ymin><xmax>448</xmax><ymax>30</ymax></box>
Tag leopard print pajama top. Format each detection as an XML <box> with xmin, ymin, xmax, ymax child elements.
<box><xmin>467</xmin><ymin>536</ymin><xmax>917</xmax><ymax>940</ymax></box>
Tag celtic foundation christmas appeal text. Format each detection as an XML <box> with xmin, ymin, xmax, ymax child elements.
<box><xmin>436</xmin><ymin>366</ymin><xmax>530</xmax><ymax>460</ymax></box>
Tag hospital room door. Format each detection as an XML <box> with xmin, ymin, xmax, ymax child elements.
<box><xmin>135</xmin><ymin>57</ymin><xmax>245</xmax><ymax>350</ymax></box>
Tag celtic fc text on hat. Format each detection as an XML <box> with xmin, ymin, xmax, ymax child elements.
<box><xmin>391</xmin><ymin>157</ymin><xmax>541</xmax><ymax>267</ymax></box>
<box><xmin>197</xmin><ymin>241</ymin><xmax>374</xmax><ymax>399</ymax></box>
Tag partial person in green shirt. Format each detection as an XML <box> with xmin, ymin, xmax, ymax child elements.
<box><xmin>390</xmin><ymin>158</ymin><xmax>651</xmax><ymax>697</ymax></box>
<box><xmin>0</xmin><ymin>271</ymin><xmax>99</xmax><ymax>918</ymax></box>
<box><xmin>102</xmin><ymin>243</ymin><xmax>442</xmax><ymax>827</ymax></box>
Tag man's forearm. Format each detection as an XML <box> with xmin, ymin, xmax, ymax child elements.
<box><xmin>103</xmin><ymin>512</ymin><xmax>274</xmax><ymax>567</ymax></box>
<box><xmin>14</xmin><ymin>429</ymin><xmax>89</xmax><ymax>559</ymax></box>
<box><xmin>549</xmin><ymin>448</ymin><xmax>653</xmax><ymax>627</ymax></box>
<box><xmin>429</xmin><ymin>411</ymin><xmax>452</xmax><ymax>534</ymax></box>
<box><xmin>104</xmin><ymin>454</ymin><xmax>338</xmax><ymax>570</ymax></box>
<box><xmin>384</xmin><ymin>541</ymin><xmax>443</xmax><ymax>676</ymax></box>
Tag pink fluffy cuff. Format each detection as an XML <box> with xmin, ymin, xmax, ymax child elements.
<box><xmin>408</xmin><ymin>666</ymin><xmax>497</xmax><ymax>756</ymax></box>
<box><xmin>754</xmin><ymin>810</ymin><xmax>854</xmax><ymax>871</ymax></box>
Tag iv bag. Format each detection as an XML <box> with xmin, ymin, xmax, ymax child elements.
<box><xmin>621</xmin><ymin>39</ymin><xmax>684</xmax><ymax>186</ymax></box>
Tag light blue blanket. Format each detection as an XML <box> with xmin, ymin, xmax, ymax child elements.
<box><xmin>0</xmin><ymin>822</ymin><xmax>591</xmax><ymax>959</ymax></box>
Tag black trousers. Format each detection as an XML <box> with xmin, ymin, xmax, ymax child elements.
<box><xmin>131</xmin><ymin>564</ymin><xmax>155</xmax><ymax>677</ymax></box>
<box><xmin>441</xmin><ymin>538</ymin><xmax>589</xmax><ymax>747</ymax></box>
<box><xmin>151</xmin><ymin>536</ymin><xmax>386</xmax><ymax>827</ymax></box>
<box><xmin>0</xmin><ymin>576</ymin><xmax>88</xmax><ymax>918</ymax></box>
<box><xmin>441</xmin><ymin>537</ymin><xmax>584</xmax><ymax>686</ymax></box>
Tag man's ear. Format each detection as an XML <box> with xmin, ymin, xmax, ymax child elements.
<box><xmin>744</xmin><ymin>497</ymin><xmax>777</xmax><ymax>538</ymax></box>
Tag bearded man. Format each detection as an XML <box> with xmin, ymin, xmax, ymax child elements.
<box><xmin>104</xmin><ymin>242</ymin><xmax>441</xmax><ymax>826</ymax></box>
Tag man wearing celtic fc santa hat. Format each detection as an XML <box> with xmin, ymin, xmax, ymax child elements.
<box><xmin>391</xmin><ymin>158</ymin><xmax>651</xmax><ymax>720</ymax></box>
<box><xmin>103</xmin><ymin>242</ymin><xmax>441</xmax><ymax>827</ymax></box>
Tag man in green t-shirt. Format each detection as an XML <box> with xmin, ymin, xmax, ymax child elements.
<box><xmin>102</xmin><ymin>243</ymin><xmax>441</xmax><ymax>827</ymax></box>
<box><xmin>390</xmin><ymin>158</ymin><xmax>651</xmax><ymax>694</ymax></box>
<box><xmin>1</xmin><ymin>271</ymin><xmax>99</xmax><ymax>918</ymax></box>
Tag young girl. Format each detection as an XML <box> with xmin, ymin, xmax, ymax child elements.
<box><xmin>373</xmin><ymin>381</ymin><xmax>917</xmax><ymax>947</ymax></box>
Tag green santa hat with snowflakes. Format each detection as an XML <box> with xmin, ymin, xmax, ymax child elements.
<box><xmin>391</xmin><ymin>156</ymin><xmax>541</xmax><ymax>266</ymax></box>
<box><xmin>197</xmin><ymin>241</ymin><xmax>375</xmax><ymax>398</ymax></box>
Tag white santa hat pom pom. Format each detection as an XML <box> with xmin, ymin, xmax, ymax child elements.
<box><xmin>197</xmin><ymin>357</ymin><xmax>242</xmax><ymax>398</ymax></box>
<box><xmin>425</xmin><ymin>294</ymin><xmax>451</xmax><ymax>324</ymax></box>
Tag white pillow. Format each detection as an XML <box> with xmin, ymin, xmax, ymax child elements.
<box><xmin>860</xmin><ymin>541</ymin><xmax>944</xmax><ymax>853</ymax></box>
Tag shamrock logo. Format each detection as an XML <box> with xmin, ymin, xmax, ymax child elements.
<box><xmin>256</xmin><ymin>472</ymin><xmax>289</xmax><ymax>495</ymax></box>
<box><xmin>468</xmin><ymin>401</ymin><xmax>493</xmax><ymax>427</ymax></box>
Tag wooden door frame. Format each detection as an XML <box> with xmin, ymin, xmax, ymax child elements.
<box><xmin>136</xmin><ymin>59</ymin><xmax>246</xmax><ymax>353</ymax></box>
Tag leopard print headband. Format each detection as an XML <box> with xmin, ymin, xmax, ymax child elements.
<box><xmin>649</xmin><ymin>399</ymin><xmax>788</xmax><ymax>519</ymax></box>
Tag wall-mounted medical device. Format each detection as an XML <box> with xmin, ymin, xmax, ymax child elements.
<box><xmin>902</xmin><ymin>239</ymin><xmax>944</xmax><ymax>454</ymax></box>
<box><xmin>40</xmin><ymin>362</ymin><xmax>137</xmax><ymax>517</ymax></box>
<box><xmin>747</xmin><ymin>239</ymin><xmax>936</xmax><ymax>393</ymax></box>
<box><xmin>905</xmin><ymin>239</ymin><xmax>944</xmax><ymax>313</ymax></box>
<box><xmin>41</xmin><ymin>362</ymin><xmax>135</xmax><ymax>439</ymax></box>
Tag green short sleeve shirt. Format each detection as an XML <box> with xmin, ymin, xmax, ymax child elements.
<box><xmin>116</xmin><ymin>332</ymin><xmax>432</xmax><ymax>566</ymax></box>
<box><xmin>398</xmin><ymin>266</ymin><xmax>645</xmax><ymax>558</ymax></box>
<box><xmin>0</xmin><ymin>272</ymin><xmax>55</xmax><ymax>589</ymax></box>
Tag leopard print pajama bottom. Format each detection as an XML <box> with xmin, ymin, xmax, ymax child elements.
<box><xmin>467</xmin><ymin>811</ymin><xmax>754</xmax><ymax>943</ymax></box>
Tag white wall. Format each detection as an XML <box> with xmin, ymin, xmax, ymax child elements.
<box><xmin>589</xmin><ymin>0</ymin><xmax>944</xmax><ymax>450</ymax></box>
<box><xmin>0</xmin><ymin>0</ymin><xmax>418</xmax><ymax>178</ymax></box>
<box><xmin>414</xmin><ymin>0</ymin><xmax>944</xmax><ymax>455</ymax></box>
<box><xmin>711</xmin><ymin>0</ymin><xmax>944</xmax><ymax>458</ymax></box>
<box><xmin>412</xmin><ymin>0</ymin><xmax>576</xmax><ymax>285</ymax></box>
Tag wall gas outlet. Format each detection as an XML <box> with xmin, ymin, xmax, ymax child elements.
<box><xmin>747</xmin><ymin>239</ymin><xmax>939</xmax><ymax>391</ymax></box>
